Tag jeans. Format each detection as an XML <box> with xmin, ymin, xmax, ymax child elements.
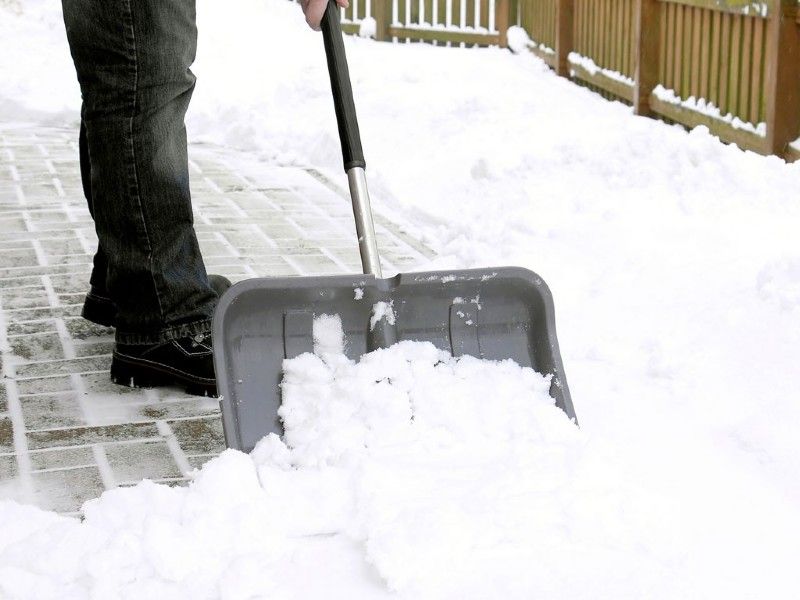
<box><xmin>62</xmin><ymin>0</ymin><xmax>216</xmax><ymax>345</ymax></box>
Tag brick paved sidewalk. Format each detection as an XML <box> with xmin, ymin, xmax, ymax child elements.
<box><xmin>0</xmin><ymin>122</ymin><xmax>433</xmax><ymax>515</ymax></box>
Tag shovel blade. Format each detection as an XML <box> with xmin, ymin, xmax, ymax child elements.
<box><xmin>212</xmin><ymin>267</ymin><xmax>575</xmax><ymax>452</ymax></box>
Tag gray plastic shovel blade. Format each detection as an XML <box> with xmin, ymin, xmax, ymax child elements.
<box><xmin>212</xmin><ymin>267</ymin><xmax>576</xmax><ymax>452</ymax></box>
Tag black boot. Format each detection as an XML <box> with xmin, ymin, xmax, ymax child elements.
<box><xmin>82</xmin><ymin>274</ymin><xmax>232</xmax><ymax>328</ymax></box>
<box><xmin>110</xmin><ymin>332</ymin><xmax>217</xmax><ymax>397</ymax></box>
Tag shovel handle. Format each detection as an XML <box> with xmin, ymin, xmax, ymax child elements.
<box><xmin>321</xmin><ymin>1</ymin><xmax>366</xmax><ymax>171</ymax></box>
<box><xmin>320</xmin><ymin>1</ymin><xmax>383</xmax><ymax>278</ymax></box>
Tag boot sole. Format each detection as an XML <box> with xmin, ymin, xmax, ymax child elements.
<box><xmin>110</xmin><ymin>352</ymin><xmax>217</xmax><ymax>397</ymax></box>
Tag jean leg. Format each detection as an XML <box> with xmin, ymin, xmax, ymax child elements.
<box><xmin>79</xmin><ymin>118</ymin><xmax>109</xmax><ymax>293</ymax></box>
<box><xmin>62</xmin><ymin>0</ymin><xmax>215</xmax><ymax>345</ymax></box>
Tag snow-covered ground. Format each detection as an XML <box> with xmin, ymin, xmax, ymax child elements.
<box><xmin>2</xmin><ymin>0</ymin><xmax>800</xmax><ymax>598</ymax></box>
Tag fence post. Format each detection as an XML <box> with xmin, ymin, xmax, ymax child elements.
<box><xmin>633</xmin><ymin>0</ymin><xmax>661</xmax><ymax>115</ymax></box>
<box><xmin>764</xmin><ymin>0</ymin><xmax>800</xmax><ymax>157</ymax></box>
<box><xmin>496</xmin><ymin>0</ymin><xmax>511</xmax><ymax>47</ymax></box>
<box><xmin>555</xmin><ymin>0</ymin><xmax>574</xmax><ymax>77</ymax></box>
<box><xmin>373</xmin><ymin>0</ymin><xmax>390</xmax><ymax>42</ymax></box>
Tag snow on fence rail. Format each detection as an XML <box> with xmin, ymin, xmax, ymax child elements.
<box><xmin>331</xmin><ymin>0</ymin><xmax>800</xmax><ymax>161</ymax></box>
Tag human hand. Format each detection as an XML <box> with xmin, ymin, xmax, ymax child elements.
<box><xmin>300</xmin><ymin>0</ymin><xmax>350</xmax><ymax>31</ymax></box>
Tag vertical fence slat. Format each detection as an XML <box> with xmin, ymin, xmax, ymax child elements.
<box><xmin>740</xmin><ymin>16</ymin><xmax>753</xmax><ymax>122</ymax></box>
<box><xmin>594</xmin><ymin>1</ymin><xmax>602</xmax><ymax>64</ymax></box>
<box><xmin>719</xmin><ymin>13</ymin><xmax>731</xmax><ymax>114</ymax></box>
<box><xmin>620</xmin><ymin>0</ymin><xmax>627</xmax><ymax>74</ymax></box>
<box><xmin>625</xmin><ymin>0</ymin><xmax>632</xmax><ymax>77</ymax></box>
<box><xmin>699</xmin><ymin>8</ymin><xmax>710</xmax><ymax>102</ymax></box>
<box><xmin>666</xmin><ymin>3</ymin><xmax>675</xmax><ymax>91</ymax></box>
<box><xmin>658</xmin><ymin>2</ymin><xmax>667</xmax><ymax>83</ymax></box>
<box><xmin>674</xmin><ymin>5</ymin><xmax>684</xmax><ymax>95</ymax></box>
<box><xmin>729</xmin><ymin>15</ymin><xmax>742</xmax><ymax>118</ymax></box>
<box><xmin>603</xmin><ymin>0</ymin><xmax>612</xmax><ymax>69</ymax></box>
<box><xmin>690</xmin><ymin>7</ymin><xmax>701</xmax><ymax>97</ymax></box>
<box><xmin>604</xmin><ymin>0</ymin><xmax>612</xmax><ymax>68</ymax></box>
<box><xmin>750</xmin><ymin>19</ymin><xmax>765</xmax><ymax>125</ymax></box>
<box><xmin>710</xmin><ymin>9</ymin><xmax>721</xmax><ymax>110</ymax></box>
<box><xmin>681</xmin><ymin>4</ymin><xmax>692</xmax><ymax>97</ymax></box>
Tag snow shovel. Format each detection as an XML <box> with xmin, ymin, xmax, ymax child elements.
<box><xmin>212</xmin><ymin>1</ymin><xmax>577</xmax><ymax>452</ymax></box>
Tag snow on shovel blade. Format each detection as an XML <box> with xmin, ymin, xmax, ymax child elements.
<box><xmin>212</xmin><ymin>266</ymin><xmax>576</xmax><ymax>452</ymax></box>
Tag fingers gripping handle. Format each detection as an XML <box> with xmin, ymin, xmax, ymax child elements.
<box><xmin>321</xmin><ymin>0</ymin><xmax>366</xmax><ymax>171</ymax></box>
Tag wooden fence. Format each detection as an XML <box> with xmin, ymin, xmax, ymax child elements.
<box><xmin>336</xmin><ymin>0</ymin><xmax>800</xmax><ymax>161</ymax></box>
<box><xmin>340</xmin><ymin>0</ymin><xmax>511</xmax><ymax>45</ymax></box>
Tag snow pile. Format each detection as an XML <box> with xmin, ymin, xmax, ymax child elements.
<box><xmin>0</xmin><ymin>320</ymin><xmax>676</xmax><ymax>599</ymax></box>
<box><xmin>506</xmin><ymin>25</ymin><xmax>532</xmax><ymax>54</ymax></box>
<box><xmin>0</xmin><ymin>0</ymin><xmax>78</xmax><ymax>121</ymax></box>
<box><xmin>358</xmin><ymin>16</ymin><xmax>377</xmax><ymax>38</ymax></box>
<box><xmin>757</xmin><ymin>257</ymin><xmax>800</xmax><ymax>312</ymax></box>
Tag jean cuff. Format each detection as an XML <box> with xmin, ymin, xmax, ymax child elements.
<box><xmin>115</xmin><ymin>317</ymin><xmax>213</xmax><ymax>346</ymax></box>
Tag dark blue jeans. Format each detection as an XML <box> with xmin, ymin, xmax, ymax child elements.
<box><xmin>62</xmin><ymin>0</ymin><xmax>216</xmax><ymax>345</ymax></box>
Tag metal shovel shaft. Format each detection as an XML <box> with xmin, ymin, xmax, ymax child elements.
<box><xmin>347</xmin><ymin>167</ymin><xmax>382</xmax><ymax>278</ymax></box>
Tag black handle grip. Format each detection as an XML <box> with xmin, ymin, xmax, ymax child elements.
<box><xmin>321</xmin><ymin>0</ymin><xmax>366</xmax><ymax>171</ymax></box>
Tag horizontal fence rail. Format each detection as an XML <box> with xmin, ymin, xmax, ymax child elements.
<box><xmin>328</xmin><ymin>0</ymin><xmax>800</xmax><ymax>160</ymax></box>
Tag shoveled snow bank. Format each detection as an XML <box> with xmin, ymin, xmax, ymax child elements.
<box><xmin>0</xmin><ymin>318</ymin><xmax>674</xmax><ymax>599</ymax></box>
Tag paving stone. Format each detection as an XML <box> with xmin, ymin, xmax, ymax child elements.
<box><xmin>0</xmin><ymin>216</ymin><xmax>26</xmax><ymax>232</ymax></box>
<box><xmin>134</xmin><ymin>398</ymin><xmax>219</xmax><ymax>422</ymax></box>
<box><xmin>9</xmin><ymin>332</ymin><xmax>65</xmax><ymax>362</ymax></box>
<box><xmin>79</xmin><ymin>393</ymin><xmax>218</xmax><ymax>426</ymax></box>
<box><xmin>74</xmin><ymin>340</ymin><xmax>113</xmax><ymax>358</ymax></box>
<box><xmin>0</xmin><ymin>454</ymin><xmax>17</xmax><ymax>479</ymax></box>
<box><xmin>64</xmin><ymin>317</ymin><xmax>113</xmax><ymax>340</ymax></box>
<box><xmin>0</xmin><ymin>415</ymin><xmax>13</xmax><ymax>453</ymax></box>
<box><xmin>20</xmin><ymin>392</ymin><xmax>85</xmax><ymax>430</ymax></box>
<box><xmin>39</xmin><ymin>237</ymin><xmax>87</xmax><ymax>257</ymax></box>
<box><xmin>17</xmin><ymin>375</ymin><xmax>74</xmax><ymax>396</ymax></box>
<box><xmin>27</xmin><ymin>422</ymin><xmax>161</xmax><ymax>450</ymax></box>
<box><xmin>49</xmin><ymin>273</ymin><xmax>93</xmax><ymax>295</ymax></box>
<box><xmin>0</xmin><ymin>274</ymin><xmax>41</xmax><ymax>289</ymax></box>
<box><xmin>7</xmin><ymin>319</ymin><xmax>57</xmax><ymax>336</ymax></box>
<box><xmin>14</xmin><ymin>355</ymin><xmax>111</xmax><ymax>379</ymax></box>
<box><xmin>58</xmin><ymin>292</ymin><xmax>86</xmax><ymax>306</ymax></box>
<box><xmin>0</xmin><ymin>248</ymin><xmax>39</xmax><ymax>268</ymax></box>
<box><xmin>2</xmin><ymin>305</ymin><xmax>81</xmax><ymax>324</ymax></box>
<box><xmin>169</xmin><ymin>417</ymin><xmax>225</xmax><ymax>455</ymax></box>
<box><xmin>49</xmin><ymin>255</ymin><xmax>92</xmax><ymax>267</ymax></box>
<box><xmin>29</xmin><ymin>445</ymin><xmax>95</xmax><ymax>471</ymax></box>
<box><xmin>32</xmin><ymin>466</ymin><xmax>105</xmax><ymax>513</ymax></box>
<box><xmin>1</xmin><ymin>288</ymin><xmax>50</xmax><ymax>311</ymax></box>
<box><xmin>105</xmin><ymin>441</ymin><xmax>182</xmax><ymax>484</ymax></box>
<box><xmin>77</xmin><ymin>372</ymin><xmax>150</xmax><ymax>398</ymax></box>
